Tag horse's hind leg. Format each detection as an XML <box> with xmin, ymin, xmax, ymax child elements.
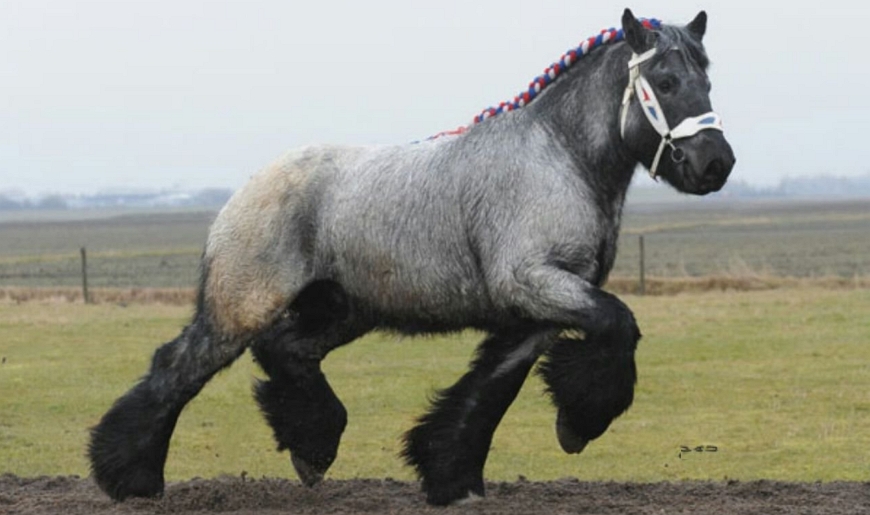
<box><xmin>251</xmin><ymin>280</ymin><xmax>368</xmax><ymax>486</ymax></box>
<box><xmin>402</xmin><ymin>330</ymin><xmax>554</xmax><ymax>506</ymax></box>
<box><xmin>88</xmin><ymin>314</ymin><xmax>246</xmax><ymax>501</ymax></box>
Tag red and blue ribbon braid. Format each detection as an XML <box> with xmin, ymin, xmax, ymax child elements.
<box><xmin>430</xmin><ymin>17</ymin><xmax>662</xmax><ymax>139</ymax></box>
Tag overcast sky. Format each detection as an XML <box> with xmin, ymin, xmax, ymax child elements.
<box><xmin>2</xmin><ymin>1</ymin><xmax>869</xmax><ymax>195</ymax></box>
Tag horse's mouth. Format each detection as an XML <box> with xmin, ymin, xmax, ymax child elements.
<box><xmin>695</xmin><ymin>172</ymin><xmax>728</xmax><ymax>194</ymax></box>
<box><xmin>669</xmin><ymin>152</ymin><xmax>734</xmax><ymax>195</ymax></box>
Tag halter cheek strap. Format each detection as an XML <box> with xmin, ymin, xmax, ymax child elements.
<box><xmin>620</xmin><ymin>48</ymin><xmax>657</xmax><ymax>137</ymax></box>
<box><xmin>619</xmin><ymin>48</ymin><xmax>724</xmax><ymax>179</ymax></box>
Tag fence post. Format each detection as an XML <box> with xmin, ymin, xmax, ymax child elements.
<box><xmin>638</xmin><ymin>235</ymin><xmax>646</xmax><ymax>296</ymax></box>
<box><xmin>80</xmin><ymin>247</ymin><xmax>90</xmax><ymax>304</ymax></box>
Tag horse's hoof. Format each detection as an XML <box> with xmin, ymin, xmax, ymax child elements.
<box><xmin>452</xmin><ymin>492</ymin><xmax>484</xmax><ymax>506</ymax></box>
<box><xmin>556</xmin><ymin>409</ymin><xmax>589</xmax><ymax>454</ymax></box>
<box><xmin>291</xmin><ymin>454</ymin><xmax>324</xmax><ymax>487</ymax></box>
<box><xmin>92</xmin><ymin>466</ymin><xmax>165</xmax><ymax>501</ymax></box>
<box><xmin>89</xmin><ymin>410</ymin><xmax>168</xmax><ymax>501</ymax></box>
<box><xmin>424</xmin><ymin>484</ymin><xmax>486</xmax><ymax>506</ymax></box>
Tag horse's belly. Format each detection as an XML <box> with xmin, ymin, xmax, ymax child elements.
<box><xmin>338</xmin><ymin>252</ymin><xmax>490</xmax><ymax>329</ymax></box>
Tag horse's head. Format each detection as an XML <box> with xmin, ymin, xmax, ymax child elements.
<box><xmin>620</xmin><ymin>9</ymin><xmax>735</xmax><ymax>195</ymax></box>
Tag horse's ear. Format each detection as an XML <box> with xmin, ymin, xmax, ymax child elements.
<box><xmin>687</xmin><ymin>11</ymin><xmax>707</xmax><ymax>41</ymax></box>
<box><xmin>622</xmin><ymin>8</ymin><xmax>654</xmax><ymax>54</ymax></box>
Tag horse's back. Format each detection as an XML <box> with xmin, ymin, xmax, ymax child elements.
<box><xmin>201</xmin><ymin>144</ymin><xmax>368</xmax><ymax>337</ymax></box>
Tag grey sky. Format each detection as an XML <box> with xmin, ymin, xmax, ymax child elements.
<box><xmin>2</xmin><ymin>0</ymin><xmax>868</xmax><ymax>194</ymax></box>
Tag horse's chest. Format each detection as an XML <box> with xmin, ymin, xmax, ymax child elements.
<box><xmin>555</xmin><ymin>225</ymin><xmax>620</xmax><ymax>287</ymax></box>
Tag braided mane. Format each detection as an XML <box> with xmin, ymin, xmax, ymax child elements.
<box><xmin>429</xmin><ymin>18</ymin><xmax>662</xmax><ymax>139</ymax></box>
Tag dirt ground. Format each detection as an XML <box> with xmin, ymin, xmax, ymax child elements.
<box><xmin>2</xmin><ymin>475</ymin><xmax>868</xmax><ymax>515</ymax></box>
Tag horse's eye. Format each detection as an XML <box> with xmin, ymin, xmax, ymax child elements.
<box><xmin>657</xmin><ymin>76</ymin><xmax>678</xmax><ymax>94</ymax></box>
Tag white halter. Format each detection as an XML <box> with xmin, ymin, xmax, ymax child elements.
<box><xmin>619</xmin><ymin>47</ymin><xmax>724</xmax><ymax>179</ymax></box>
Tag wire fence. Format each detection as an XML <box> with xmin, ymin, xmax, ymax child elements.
<box><xmin>3</xmin><ymin>230</ymin><xmax>867</xmax><ymax>303</ymax></box>
<box><xmin>1</xmin><ymin>204</ymin><xmax>868</xmax><ymax>297</ymax></box>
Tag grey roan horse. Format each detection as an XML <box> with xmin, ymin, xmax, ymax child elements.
<box><xmin>89</xmin><ymin>9</ymin><xmax>735</xmax><ymax>506</ymax></box>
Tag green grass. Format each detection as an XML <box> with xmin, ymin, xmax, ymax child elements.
<box><xmin>1</xmin><ymin>287</ymin><xmax>868</xmax><ymax>482</ymax></box>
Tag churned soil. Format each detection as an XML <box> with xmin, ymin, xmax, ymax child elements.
<box><xmin>2</xmin><ymin>475</ymin><xmax>868</xmax><ymax>515</ymax></box>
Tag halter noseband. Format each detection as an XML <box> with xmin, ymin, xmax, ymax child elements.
<box><xmin>619</xmin><ymin>47</ymin><xmax>723</xmax><ymax>179</ymax></box>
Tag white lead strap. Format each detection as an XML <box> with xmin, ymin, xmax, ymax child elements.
<box><xmin>619</xmin><ymin>47</ymin><xmax>724</xmax><ymax>179</ymax></box>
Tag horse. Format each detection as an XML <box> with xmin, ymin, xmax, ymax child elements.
<box><xmin>89</xmin><ymin>9</ymin><xmax>735</xmax><ymax>506</ymax></box>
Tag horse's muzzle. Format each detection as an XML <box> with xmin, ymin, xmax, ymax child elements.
<box><xmin>678</xmin><ymin>132</ymin><xmax>735</xmax><ymax>194</ymax></box>
<box><xmin>699</xmin><ymin>151</ymin><xmax>735</xmax><ymax>192</ymax></box>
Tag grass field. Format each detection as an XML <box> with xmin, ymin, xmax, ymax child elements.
<box><xmin>0</xmin><ymin>211</ymin><xmax>209</xmax><ymax>288</ymax></box>
<box><xmin>1</xmin><ymin>199</ymin><xmax>868</xmax><ymax>288</ymax></box>
<box><xmin>615</xmin><ymin>199</ymin><xmax>870</xmax><ymax>278</ymax></box>
<box><xmin>1</xmin><ymin>286</ymin><xmax>868</xmax><ymax>482</ymax></box>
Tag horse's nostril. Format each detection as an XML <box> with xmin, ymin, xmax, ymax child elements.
<box><xmin>704</xmin><ymin>158</ymin><xmax>728</xmax><ymax>181</ymax></box>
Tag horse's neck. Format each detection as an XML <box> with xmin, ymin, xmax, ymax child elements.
<box><xmin>528</xmin><ymin>43</ymin><xmax>636</xmax><ymax>209</ymax></box>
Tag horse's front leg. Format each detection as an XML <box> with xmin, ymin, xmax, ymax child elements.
<box><xmin>498</xmin><ymin>264</ymin><xmax>641</xmax><ymax>454</ymax></box>
<box><xmin>402</xmin><ymin>330</ymin><xmax>555</xmax><ymax>506</ymax></box>
<box><xmin>538</xmin><ymin>328</ymin><xmax>638</xmax><ymax>454</ymax></box>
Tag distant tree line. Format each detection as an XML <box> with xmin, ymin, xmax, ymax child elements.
<box><xmin>0</xmin><ymin>188</ymin><xmax>234</xmax><ymax>211</ymax></box>
<box><xmin>0</xmin><ymin>194</ymin><xmax>69</xmax><ymax>211</ymax></box>
<box><xmin>3</xmin><ymin>173</ymin><xmax>869</xmax><ymax>212</ymax></box>
<box><xmin>714</xmin><ymin>173</ymin><xmax>870</xmax><ymax>199</ymax></box>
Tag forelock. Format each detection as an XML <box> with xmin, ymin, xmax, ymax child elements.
<box><xmin>656</xmin><ymin>25</ymin><xmax>710</xmax><ymax>70</ymax></box>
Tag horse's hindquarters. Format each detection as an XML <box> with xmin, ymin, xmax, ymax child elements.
<box><xmin>202</xmin><ymin>148</ymin><xmax>337</xmax><ymax>337</ymax></box>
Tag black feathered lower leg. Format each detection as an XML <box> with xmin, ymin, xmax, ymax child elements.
<box><xmin>402</xmin><ymin>330</ymin><xmax>551</xmax><ymax>506</ymax></box>
<box><xmin>88</xmin><ymin>316</ymin><xmax>244</xmax><ymax>501</ymax></box>
<box><xmin>251</xmin><ymin>349</ymin><xmax>347</xmax><ymax>486</ymax></box>
<box><xmin>251</xmin><ymin>280</ymin><xmax>364</xmax><ymax>486</ymax></box>
<box><xmin>538</xmin><ymin>318</ymin><xmax>640</xmax><ymax>454</ymax></box>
